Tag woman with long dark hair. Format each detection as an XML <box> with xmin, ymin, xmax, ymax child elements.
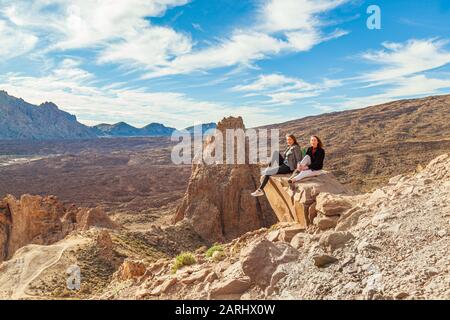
<box><xmin>251</xmin><ymin>134</ymin><xmax>302</xmax><ymax>197</ymax></box>
<box><xmin>289</xmin><ymin>135</ymin><xmax>325</xmax><ymax>183</ymax></box>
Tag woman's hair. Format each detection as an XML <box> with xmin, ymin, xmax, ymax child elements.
<box><xmin>286</xmin><ymin>134</ymin><xmax>299</xmax><ymax>146</ymax></box>
<box><xmin>311</xmin><ymin>135</ymin><xmax>324</xmax><ymax>148</ymax></box>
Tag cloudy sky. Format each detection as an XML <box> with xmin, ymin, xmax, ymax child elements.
<box><xmin>0</xmin><ymin>0</ymin><xmax>450</xmax><ymax>128</ymax></box>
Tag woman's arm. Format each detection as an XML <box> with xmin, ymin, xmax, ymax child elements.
<box><xmin>293</xmin><ymin>145</ymin><xmax>302</xmax><ymax>166</ymax></box>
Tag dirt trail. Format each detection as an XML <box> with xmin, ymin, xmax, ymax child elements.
<box><xmin>0</xmin><ymin>236</ymin><xmax>88</xmax><ymax>299</ymax></box>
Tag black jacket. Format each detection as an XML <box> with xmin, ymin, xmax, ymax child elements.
<box><xmin>306</xmin><ymin>147</ymin><xmax>325</xmax><ymax>171</ymax></box>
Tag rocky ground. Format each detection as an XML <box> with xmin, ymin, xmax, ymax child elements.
<box><xmin>0</xmin><ymin>94</ymin><xmax>449</xmax><ymax>300</ymax></box>
<box><xmin>93</xmin><ymin>153</ymin><xmax>449</xmax><ymax>300</ymax></box>
<box><xmin>0</xmin><ymin>151</ymin><xmax>448</xmax><ymax>300</ymax></box>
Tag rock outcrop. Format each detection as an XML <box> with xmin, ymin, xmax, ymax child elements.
<box><xmin>106</xmin><ymin>153</ymin><xmax>449</xmax><ymax>301</ymax></box>
<box><xmin>174</xmin><ymin>116</ymin><xmax>276</xmax><ymax>243</ymax></box>
<box><xmin>0</xmin><ymin>194</ymin><xmax>118</xmax><ymax>262</ymax></box>
<box><xmin>263</xmin><ymin>172</ymin><xmax>352</xmax><ymax>228</ymax></box>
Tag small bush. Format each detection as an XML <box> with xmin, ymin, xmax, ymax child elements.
<box><xmin>205</xmin><ymin>244</ymin><xmax>224</xmax><ymax>258</ymax></box>
<box><xmin>211</xmin><ymin>250</ymin><xmax>226</xmax><ymax>262</ymax></box>
<box><xmin>172</xmin><ymin>252</ymin><xmax>197</xmax><ymax>273</ymax></box>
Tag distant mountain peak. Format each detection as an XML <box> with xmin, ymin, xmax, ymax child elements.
<box><xmin>39</xmin><ymin>102</ymin><xmax>59</xmax><ymax>110</ymax></box>
<box><xmin>93</xmin><ymin>121</ymin><xmax>175</xmax><ymax>137</ymax></box>
<box><xmin>0</xmin><ymin>92</ymin><xmax>96</xmax><ymax>140</ymax></box>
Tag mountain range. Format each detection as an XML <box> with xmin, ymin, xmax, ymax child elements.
<box><xmin>0</xmin><ymin>90</ymin><xmax>96</xmax><ymax>140</ymax></box>
<box><xmin>0</xmin><ymin>90</ymin><xmax>216</xmax><ymax>140</ymax></box>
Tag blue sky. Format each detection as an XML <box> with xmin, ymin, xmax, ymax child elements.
<box><xmin>0</xmin><ymin>0</ymin><xmax>450</xmax><ymax>128</ymax></box>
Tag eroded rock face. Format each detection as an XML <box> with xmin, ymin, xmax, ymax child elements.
<box><xmin>0</xmin><ymin>195</ymin><xmax>66</xmax><ymax>261</ymax></box>
<box><xmin>0</xmin><ymin>194</ymin><xmax>118</xmax><ymax>262</ymax></box>
<box><xmin>264</xmin><ymin>172</ymin><xmax>352</xmax><ymax>228</ymax></box>
<box><xmin>0</xmin><ymin>200</ymin><xmax>11</xmax><ymax>261</ymax></box>
<box><xmin>174</xmin><ymin>116</ymin><xmax>276</xmax><ymax>243</ymax></box>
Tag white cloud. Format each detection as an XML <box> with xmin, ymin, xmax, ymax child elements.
<box><xmin>326</xmin><ymin>38</ymin><xmax>450</xmax><ymax>111</ymax></box>
<box><xmin>144</xmin><ymin>31</ymin><xmax>287</xmax><ymax>77</ymax></box>
<box><xmin>259</xmin><ymin>0</ymin><xmax>347</xmax><ymax>33</ymax></box>
<box><xmin>0</xmin><ymin>19</ymin><xmax>38</xmax><ymax>58</ymax></box>
<box><xmin>0</xmin><ymin>61</ymin><xmax>286</xmax><ymax>128</ymax></box>
<box><xmin>0</xmin><ymin>0</ymin><xmax>193</xmax><ymax>70</ymax></box>
<box><xmin>232</xmin><ymin>74</ymin><xmax>313</xmax><ymax>92</ymax></box>
<box><xmin>265</xmin><ymin>91</ymin><xmax>321</xmax><ymax>105</ymax></box>
<box><xmin>361</xmin><ymin>39</ymin><xmax>450</xmax><ymax>83</ymax></box>
<box><xmin>1</xmin><ymin>0</ymin><xmax>190</xmax><ymax>49</ymax></box>
<box><xmin>338</xmin><ymin>74</ymin><xmax>450</xmax><ymax>110</ymax></box>
<box><xmin>232</xmin><ymin>73</ymin><xmax>342</xmax><ymax>105</ymax></box>
<box><xmin>98</xmin><ymin>26</ymin><xmax>192</xmax><ymax>68</ymax></box>
<box><xmin>144</xmin><ymin>0</ymin><xmax>349</xmax><ymax>77</ymax></box>
<box><xmin>0</xmin><ymin>0</ymin><xmax>348</xmax><ymax>77</ymax></box>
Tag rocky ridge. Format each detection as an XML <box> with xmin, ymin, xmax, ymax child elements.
<box><xmin>102</xmin><ymin>153</ymin><xmax>449</xmax><ymax>300</ymax></box>
<box><xmin>0</xmin><ymin>90</ymin><xmax>96</xmax><ymax>140</ymax></box>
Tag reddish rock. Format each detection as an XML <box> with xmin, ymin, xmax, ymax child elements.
<box><xmin>117</xmin><ymin>259</ymin><xmax>147</xmax><ymax>281</ymax></box>
<box><xmin>76</xmin><ymin>207</ymin><xmax>119</xmax><ymax>231</ymax></box>
<box><xmin>174</xmin><ymin>117</ymin><xmax>276</xmax><ymax>243</ymax></box>
<box><xmin>0</xmin><ymin>194</ymin><xmax>119</xmax><ymax>263</ymax></box>
<box><xmin>0</xmin><ymin>194</ymin><xmax>66</xmax><ymax>261</ymax></box>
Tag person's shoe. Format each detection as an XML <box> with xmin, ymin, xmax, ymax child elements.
<box><xmin>251</xmin><ymin>189</ymin><xmax>264</xmax><ymax>197</ymax></box>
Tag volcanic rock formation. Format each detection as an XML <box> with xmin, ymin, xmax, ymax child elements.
<box><xmin>263</xmin><ymin>172</ymin><xmax>352</xmax><ymax>228</ymax></box>
<box><xmin>0</xmin><ymin>194</ymin><xmax>117</xmax><ymax>262</ymax></box>
<box><xmin>174</xmin><ymin>116</ymin><xmax>276</xmax><ymax>243</ymax></box>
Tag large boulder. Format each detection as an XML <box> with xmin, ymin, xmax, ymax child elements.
<box><xmin>315</xmin><ymin>193</ymin><xmax>353</xmax><ymax>216</ymax></box>
<box><xmin>174</xmin><ymin>117</ymin><xmax>276</xmax><ymax>243</ymax></box>
<box><xmin>76</xmin><ymin>207</ymin><xmax>119</xmax><ymax>231</ymax></box>
<box><xmin>0</xmin><ymin>194</ymin><xmax>66</xmax><ymax>262</ymax></box>
<box><xmin>116</xmin><ymin>259</ymin><xmax>147</xmax><ymax>281</ymax></box>
<box><xmin>0</xmin><ymin>194</ymin><xmax>119</xmax><ymax>263</ymax></box>
<box><xmin>263</xmin><ymin>172</ymin><xmax>352</xmax><ymax>228</ymax></box>
<box><xmin>240</xmin><ymin>238</ymin><xmax>298</xmax><ymax>288</ymax></box>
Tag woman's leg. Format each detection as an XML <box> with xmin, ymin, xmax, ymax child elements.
<box><xmin>300</xmin><ymin>155</ymin><xmax>311</xmax><ymax>166</ymax></box>
<box><xmin>268</xmin><ymin>150</ymin><xmax>284</xmax><ymax>167</ymax></box>
<box><xmin>259</xmin><ymin>164</ymin><xmax>292</xmax><ymax>190</ymax></box>
<box><xmin>291</xmin><ymin>169</ymin><xmax>323</xmax><ymax>182</ymax></box>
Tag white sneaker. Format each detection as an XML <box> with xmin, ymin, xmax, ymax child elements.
<box><xmin>251</xmin><ymin>189</ymin><xmax>264</xmax><ymax>197</ymax></box>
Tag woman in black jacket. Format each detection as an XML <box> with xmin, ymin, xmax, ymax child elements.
<box><xmin>289</xmin><ymin>135</ymin><xmax>325</xmax><ymax>183</ymax></box>
<box><xmin>251</xmin><ymin>134</ymin><xmax>302</xmax><ymax>197</ymax></box>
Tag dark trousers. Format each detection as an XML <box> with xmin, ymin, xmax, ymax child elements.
<box><xmin>259</xmin><ymin>152</ymin><xmax>293</xmax><ymax>190</ymax></box>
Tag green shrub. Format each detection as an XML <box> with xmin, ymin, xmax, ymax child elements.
<box><xmin>211</xmin><ymin>250</ymin><xmax>226</xmax><ymax>262</ymax></box>
<box><xmin>205</xmin><ymin>244</ymin><xmax>224</xmax><ymax>258</ymax></box>
<box><xmin>172</xmin><ymin>252</ymin><xmax>197</xmax><ymax>273</ymax></box>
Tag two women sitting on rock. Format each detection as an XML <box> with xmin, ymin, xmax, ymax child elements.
<box><xmin>251</xmin><ymin>134</ymin><xmax>325</xmax><ymax>197</ymax></box>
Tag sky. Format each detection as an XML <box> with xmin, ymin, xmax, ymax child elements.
<box><xmin>0</xmin><ymin>0</ymin><xmax>450</xmax><ymax>129</ymax></box>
